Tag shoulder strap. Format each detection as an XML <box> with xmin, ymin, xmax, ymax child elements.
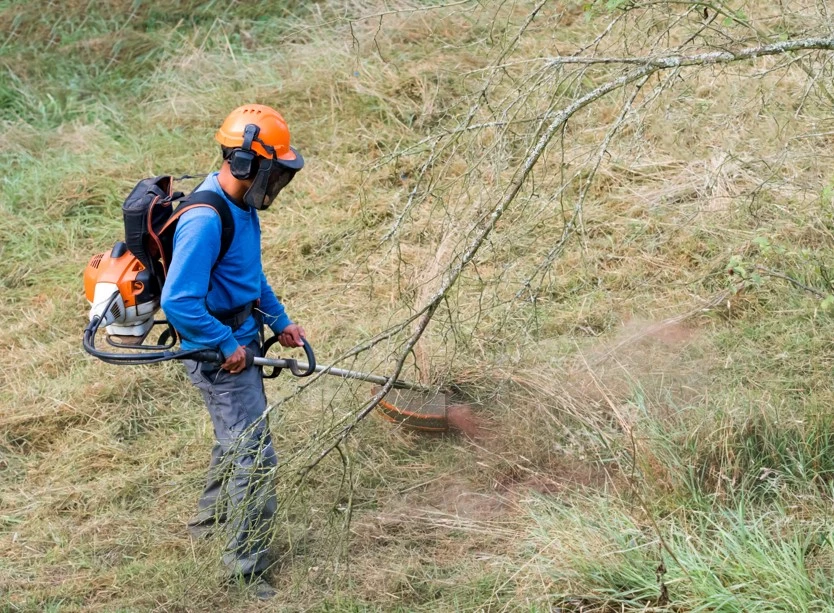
<box><xmin>160</xmin><ymin>190</ymin><xmax>236</xmax><ymax>264</ymax></box>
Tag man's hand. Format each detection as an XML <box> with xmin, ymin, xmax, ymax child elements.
<box><xmin>278</xmin><ymin>323</ymin><xmax>306</xmax><ymax>348</ymax></box>
<box><xmin>221</xmin><ymin>345</ymin><xmax>248</xmax><ymax>374</ymax></box>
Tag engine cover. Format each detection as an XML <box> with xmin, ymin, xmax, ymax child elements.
<box><xmin>84</xmin><ymin>242</ymin><xmax>160</xmax><ymax>338</ymax></box>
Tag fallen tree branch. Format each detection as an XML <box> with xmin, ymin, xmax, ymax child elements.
<box><xmin>546</xmin><ymin>37</ymin><xmax>834</xmax><ymax>67</ymax></box>
<box><xmin>297</xmin><ymin>33</ymin><xmax>834</xmax><ymax>474</ymax></box>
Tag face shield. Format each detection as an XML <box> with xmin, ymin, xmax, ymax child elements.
<box><xmin>263</xmin><ymin>165</ymin><xmax>297</xmax><ymax>208</ymax></box>
<box><xmin>243</xmin><ymin>157</ymin><xmax>298</xmax><ymax>210</ymax></box>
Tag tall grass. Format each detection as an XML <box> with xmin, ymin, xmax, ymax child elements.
<box><xmin>525</xmin><ymin>492</ymin><xmax>834</xmax><ymax>611</ymax></box>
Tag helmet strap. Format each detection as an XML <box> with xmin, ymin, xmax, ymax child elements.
<box><xmin>243</xmin><ymin>154</ymin><xmax>275</xmax><ymax>210</ymax></box>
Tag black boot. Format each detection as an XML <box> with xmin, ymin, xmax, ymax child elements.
<box><xmin>231</xmin><ymin>571</ymin><xmax>278</xmax><ymax>600</ymax></box>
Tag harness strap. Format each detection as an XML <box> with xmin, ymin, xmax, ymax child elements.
<box><xmin>210</xmin><ymin>300</ymin><xmax>258</xmax><ymax>331</ymax></box>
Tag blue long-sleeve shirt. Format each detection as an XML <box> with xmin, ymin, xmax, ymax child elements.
<box><xmin>160</xmin><ymin>172</ymin><xmax>292</xmax><ymax>359</ymax></box>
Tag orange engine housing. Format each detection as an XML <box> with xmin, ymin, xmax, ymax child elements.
<box><xmin>84</xmin><ymin>249</ymin><xmax>149</xmax><ymax>308</ymax></box>
<box><xmin>84</xmin><ymin>242</ymin><xmax>160</xmax><ymax>337</ymax></box>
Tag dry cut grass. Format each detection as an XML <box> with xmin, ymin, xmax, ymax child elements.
<box><xmin>4</xmin><ymin>0</ymin><xmax>834</xmax><ymax>611</ymax></box>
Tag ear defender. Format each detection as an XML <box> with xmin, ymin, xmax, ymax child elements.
<box><xmin>229</xmin><ymin>124</ymin><xmax>260</xmax><ymax>180</ymax></box>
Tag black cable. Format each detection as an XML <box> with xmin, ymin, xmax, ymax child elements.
<box><xmin>82</xmin><ymin>292</ymin><xmax>221</xmax><ymax>365</ymax></box>
<box><xmin>84</xmin><ymin>317</ymin><xmax>220</xmax><ymax>364</ymax></box>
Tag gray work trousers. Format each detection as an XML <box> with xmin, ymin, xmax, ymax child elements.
<box><xmin>183</xmin><ymin>340</ymin><xmax>277</xmax><ymax>577</ymax></box>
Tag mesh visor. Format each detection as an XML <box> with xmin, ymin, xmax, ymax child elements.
<box><xmin>244</xmin><ymin>158</ymin><xmax>297</xmax><ymax>210</ymax></box>
<box><xmin>266</xmin><ymin>165</ymin><xmax>296</xmax><ymax>201</ymax></box>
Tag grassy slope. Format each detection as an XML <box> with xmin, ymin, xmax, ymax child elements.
<box><xmin>3</xmin><ymin>1</ymin><xmax>834</xmax><ymax>611</ymax></box>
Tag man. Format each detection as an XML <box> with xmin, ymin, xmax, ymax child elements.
<box><xmin>161</xmin><ymin>104</ymin><xmax>306</xmax><ymax>598</ymax></box>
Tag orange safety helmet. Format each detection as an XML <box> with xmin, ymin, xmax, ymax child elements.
<box><xmin>215</xmin><ymin>104</ymin><xmax>304</xmax><ymax>170</ymax></box>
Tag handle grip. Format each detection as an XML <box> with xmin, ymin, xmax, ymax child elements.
<box><xmin>189</xmin><ymin>349</ymin><xmax>224</xmax><ymax>364</ymax></box>
<box><xmin>288</xmin><ymin>339</ymin><xmax>316</xmax><ymax>376</ymax></box>
<box><xmin>188</xmin><ymin>347</ymin><xmax>257</xmax><ymax>368</ymax></box>
<box><xmin>261</xmin><ymin>336</ymin><xmax>316</xmax><ymax>379</ymax></box>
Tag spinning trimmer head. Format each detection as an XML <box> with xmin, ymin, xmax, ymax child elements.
<box><xmin>376</xmin><ymin>388</ymin><xmax>450</xmax><ymax>432</ymax></box>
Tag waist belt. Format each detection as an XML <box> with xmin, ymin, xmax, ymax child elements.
<box><xmin>209</xmin><ymin>300</ymin><xmax>258</xmax><ymax>331</ymax></box>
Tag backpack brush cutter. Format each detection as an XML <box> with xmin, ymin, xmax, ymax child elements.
<box><xmin>83</xmin><ymin>239</ymin><xmax>451</xmax><ymax>432</ymax></box>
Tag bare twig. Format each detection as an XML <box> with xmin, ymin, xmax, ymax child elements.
<box><xmin>546</xmin><ymin>37</ymin><xmax>834</xmax><ymax>67</ymax></box>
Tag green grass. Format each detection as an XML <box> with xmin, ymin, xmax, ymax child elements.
<box><xmin>526</xmin><ymin>493</ymin><xmax>834</xmax><ymax>611</ymax></box>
